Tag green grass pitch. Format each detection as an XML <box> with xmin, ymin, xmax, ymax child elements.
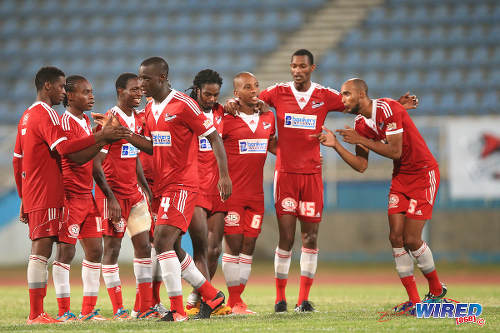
<box><xmin>0</xmin><ymin>282</ymin><xmax>498</xmax><ymax>332</ymax></box>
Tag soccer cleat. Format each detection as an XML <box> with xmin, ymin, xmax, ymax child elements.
<box><xmin>78</xmin><ymin>309</ymin><xmax>108</xmax><ymax>321</ymax></box>
<box><xmin>153</xmin><ymin>303</ymin><xmax>168</xmax><ymax>317</ymax></box>
<box><xmin>158</xmin><ymin>310</ymin><xmax>188</xmax><ymax>322</ymax></box>
<box><xmin>57</xmin><ymin>311</ymin><xmax>77</xmax><ymax>322</ymax></box>
<box><xmin>423</xmin><ymin>283</ymin><xmax>448</xmax><ymax>303</ymax></box>
<box><xmin>130</xmin><ymin>310</ymin><xmax>139</xmax><ymax>319</ymax></box>
<box><xmin>137</xmin><ymin>307</ymin><xmax>161</xmax><ymax>319</ymax></box>
<box><xmin>26</xmin><ymin>312</ymin><xmax>61</xmax><ymax>324</ymax></box>
<box><xmin>113</xmin><ymin>307</ymin><xmax>132</xmax><ymax>320</ymax></box>
<box><xmin>294</xmin><ymin>300</ymin><xmax>316</xmax><ymax>313</ymax></box>
<box><xmin>212</xmin><ymin>305</ymin><xmax>232</xmax><ymax>316</ymax></box>
<box><xmin>231</xmin><ymin>302</ymin><xmax>256</xmax><ymax>315</ymax></box>
<box><xmin>185</xmin><ymin>302</ymin><xmax>200</xmax><ymax>316</ymax></box>
<box><xmin>275</xmin><ymin>300</ymin><xmax>287</xmax><ymax>313</ymax></box>
<box><xmin>393</xmin><ymin>301</ymin><xmax>415</xmax><ymax>316</ymax></box>
<box><xmin>194</xmin><ymin>291</ymin><xmax>225</xmax><ymax>319</ymax></box>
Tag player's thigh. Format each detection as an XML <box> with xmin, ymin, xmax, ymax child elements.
<box><xmin>131</xmin><ymin>230</ymin><xmax>152</xmax><ymax>258</ymax></box>
<box><xmin>388</xmin><ymin>213</ymin><xmax>406</xmax><ymax>247</ymax></box>
<box><xmin>224</xmin><ymin>233</ymin><xmax>243</xmax><ymax>255</ymax></box>
<box><xmin>127</xmin><ymin>199</ymin><xmax>152</xmax><ymax>238</ymax></box>
<box><xmin>189</xmin><ymin>206</ymin><xmax>209</xmax><ymax>242</ymax></box>
<box><xmin>403</xmin><ymin>218</ymin><xmax>427</xmax><ymax>250</ymax></box>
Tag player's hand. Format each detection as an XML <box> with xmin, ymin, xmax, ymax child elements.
<box><xmin>254</xmin><ymin>99</ymin><xmax>269</xmax><ymax>115</ymax></box>
<box><xmin>336</xmin><ymin>126</ymin><xmax>363</xmax><ymax>145</ymax></box>
<box><xmin>312</xmin><ymin>126</ymin><xmax>338</xmax><ymax>148</ymax></box>
<box><xmin>217</xmin><ymin>174</ymin><xmax>232</xmax><ymax>202</ymax></box>
<box><xmin>108</xmin><ymin>197</ymin><xmax>122</xmax><ymax>224</ymax></box>
<box><xmin>91</xmin><ymin>112</ymin><xmax>121</xmax><ymax>127</ymax></box>
<box><xmin>100</xmin><ymin>116</ymin><xmax>131</xmax><ymax>142</ymax></box>
<box><xmin>223</xmin><ymin>98</ymin><xmax>240</xmax><ymax>115</ymax></box>
<box><xmin>398</xmin><ymin>92</ymin><xmax>419</xmax><ymax>110</ymax></box>
<box><xmin>19</xmin><ymin>201</ymin><xmax>28</xmax><ymax>224</ymax></box>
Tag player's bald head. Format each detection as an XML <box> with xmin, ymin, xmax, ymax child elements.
<box><xmin>233</xmin><ymin>72</ymin><xmax>256</xmax><ymax>90</ymax></box>
<box><xmin>140</xmin><ymin>57</ymin><xmax>169</xmax><ymax>76</ymax></box>
<box><xmin>342</xmin><ymin>78</ymin><xmax>368</xmax><ymax>96</ymax></box>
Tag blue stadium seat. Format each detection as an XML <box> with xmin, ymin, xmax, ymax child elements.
<box><xmin>428</xmin><ymin>49</ymin><xmax>446</xmax><ymax>67</ymax></box>
<box><xmin>423</xmin><ymin>71</ymin><xmax>442</xmax><ymax>90</ymax></box>
<box><xmin>445</xmin><ymin>70</ymin><xmax>463</xmax><ymax>90</ymax></box>
<box><xmin>439</xmin><ymin>92</ymin><xmax>456</xmax><ymax>114</ymax></box>
<box><xmin>321</xmin><ymin>50</ymin><xmax>341</xmax><ymax>70</ymax></box>
<box><xmin>417</xmin><ymin>93</ymin><xmax>436</xmax><ymax>115</ymax></box>
<box><xmin>460</xmin><ymin>91</ymin><xmax>478</xmax><ymax>113</ymax></box>
<box><xmin>449</xmin><ymin>47</ymin><xmax>468</xmax><ymax>66</ymax></box>
<box><xmin>406</xmin><ymin>49</ymin><xmax>425</xmax><ymax>67</ymax></box>
<box><xmin>466</xmin><ymin>69</ymin><xmax>484</xmax><ymax>89</ymax></box>
<box><xmin>401</xmin><ymin>71</ymin><xmax>421</xmax><ymax>90</ymax></box>
<box><xmin>481</xmin><ymin>91</ymin><xmax>498</xmax><ymax>111</ymax></box>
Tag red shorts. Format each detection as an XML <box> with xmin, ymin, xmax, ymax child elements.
<box><xmin>59</xmin><ymin>193</ymin><xmax>102</xmax><ymax>244</ymax></box>
<box><xmin>27</xmin><ymin>207</ymin><xmax>62</xmax><ymax>241</ymax></box>
<box><xmin>96</xmin><ymin>191</ymin><xmax>144</xmax><ymax>238</ymax></box>
<box><xmin>388</xmin><ymin>167</ymin><xmax>440</xmax><ymax>220</ymax></box>
<box><xmin>197</xmin><ymin>192</ymin><xmax>226</xmax><ymax>215</ymax></box>
<box><xmin>274</xmin><ymin>171</ymin><xmax>323</xmax><ymax>223</ymax></box>
<box><xmin>224</xmin><ymin>198</ymin><xmax>264</xmax><ymax>238</ymax></box>
<box><xmin>156</xmin><ymin>188</ymin><xmax>198</xmax><ymax>233</ymax></box>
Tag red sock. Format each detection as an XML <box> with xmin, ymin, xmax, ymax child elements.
<box><xmin>81</xmin><ymin>296</ymin><xmax>97</xmax><ymax>315</ymax></box>
<box><xmin>197</xmin><ymin>281</ymin><xmax>217</xmax><ymax>301</ymax></box>
<box><xmin>239</xmin><ymin>283</ymin><xmax>246</xmax><ymax>301</ymax></box>
<box><xmin>297</xmin><ymin>276</ymin><xmax>314</xmax><ymax>305</ymax></box>
<box><xmin>133</xmin><ymin>286</ymin><xmax>140</xmax><ymax>312</ymax></box>
<box><xmin>169</xmin><ymin>295</ymin><xmax>185</xmax><ymax>315</ymax></box>
<box><xmin>400</xmin><ymin>276</ymin><xmax>421</xmax><ymax>304</ymax></box>
<box><xmin>424</xmin><ymin>269</ymin><xmax>442</xmax><ymax>296</ymax></box>
<box><xmin>152</xmin><ymin>280</ymin><xmax>162</xmax><ymax>305</ymax></box>
<box><xmin>275</xmin><ymin>278</ymin><xmax>287</xmax><ymax>304</ymax></box>
<box><xmin>29</xmin><ymin>287</ymin><xmax>45</xmax><ymax>319</ymax></box>
<box><xmin>107</xmin><ymin>286</ymin><xmax>124</xmax><ymax>314</ymax></box>
<box><xmin>227</xmin><ymin>285</ymin><xmax>242</xmax><ymax>307</ymax></box>
<box><xmin>56</xmin><ymin>297</ymin><xmax>70</xmax><ymax>316</ymax></box>
<box><xmin>138</xmin><ymin>282</ymin><xmax>153</xmax><ymax>312</ymax></box>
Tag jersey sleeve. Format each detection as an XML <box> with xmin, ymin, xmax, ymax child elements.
<box><xmin>13</xmin><ymin>130</ymin><xmax>23</xmax><ymax>197</ymax></box>
<box><xmin>270</xmin><ymin>112</ymin><xmax>276</xmax><ymax>137</ymax></box>
<box><xmin>38</xmin><ymin>109</ymin><xmax>68</xmax><ymax>151</ymax></box>
<box><xmin>324</xmin><ymin>88</ymin><xmax>345</xmax><ymax>112</ymax></box>
<box><xmin>259</xmin><ymin>84</ymin><xmax>277</xmax><ymax>108</ymax></box>
<box><xmin>383</xmin><ymin>102</ymin><xmax>404</xmax><ymax>136</ymax></box>
<box><xmin>180</xmin><ymin>102</ymin><xmax>216</xmax><ymax>137</ymax></box>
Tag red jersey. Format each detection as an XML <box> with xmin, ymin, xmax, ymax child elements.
<box><xmin>13</xmin><ymin>101</ymin><xmax>68</xmax><ymax>212</ymax></box>
<box><xmin>222</xmin><ymin>111</ymin><xmax>276</xmax><ymax>201</ymax></box>
<box><xmin>136</xmin><ymin>109</ymin><xmax>155</xmax><ymax>188</ymax></box>
<box><xmin>143</xmin><ymin>90</ymin><xmax>215</xmax><ymax>195</ymax></box>
<box><xmin>354</xmin><ymin>98</ymin><xmax>438</xmax><ymax>176</ymax></box>
<box><xmin>259</xmin><ymin>82</ymin><xmax>344</xmax><ymax>174</ymax></box>
<box><xmin>94</xmin><ymin>106</ymin><xmax>144</xmax><ymax>199</ymax></box>
<box><xmin>198</xmin><ymin>104</ymin><xmax>224</xmax><ymax>196</ymax></box>
<box><xmin>60</xmin><ymin>111</ymin><xmax>94</xmax><ymax>195</ymax></box>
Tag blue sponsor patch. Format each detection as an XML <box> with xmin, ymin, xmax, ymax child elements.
<box><xmin>284</xmin><ymin>113</ymin><xmax>317</xmax><ymax>130</ymax></box>
<box><xmin>238</xmin><ymin>139</ymin><xmax>268</xmax><ymax>154</ymax></box>
<box><xmin>151</xmin><ymin>131</ymin><xmax>172</xmax><ymax>146</ymax></box>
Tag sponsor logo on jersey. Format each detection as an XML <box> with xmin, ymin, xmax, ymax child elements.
<box><xmin>164</xmin><ymin>114</ymin><xmax>177</xmax><ymax>122</ymax></box>
<box><xmin>238</xmin><ymin>139</ymin><xmax>268</xmax><ymax>154</ymax></box>
<box><xmin>199</xmin><ymin>137</ymin><xmax>212</xmax><ymax>151</ymax></box>
<box><xmin>121</xmin><ymin>143</ymin><xmax>139</xmax><ymax>158</ymax></box>
<box><xmin>68</xmin><ymin>224</ymin><xmax>80</xmax><ymax>238</ymax></box>
<box><xmin>284</xmin><ymin>113</ymin><xmax>317</xmax><ymax>130</ymax></box>
<box><xmin>311</xmin><ymin>101</ymin><xmax>324</xmax><ymax>109</ymax></box>
<box><xmin>387</xmin><ymin>122</ymin><xmax>397</xmax><ymax>130</ymax></box>
<box><xmin>281</xmin><ymin>197</ymin><xmax>298</xmax><ymax>212</ymax></box>
<box><xmin>388</xmin><ymin>194</ymin><xmax>399</xmax><ymax>209</ymax></box>
<box><xmin>152</xmin><ymin>131</ymin><xmax>172</xmax><ymax>146</ymax></box>
<box><xmin>224</xmin><ymin>212</ymin><xmax>240</xmax><ymax>227</ymax></box>
<box><xmin>263</xmin><ymin>122</ymin><xmax>271</xmax><ymax>130</ymax></box>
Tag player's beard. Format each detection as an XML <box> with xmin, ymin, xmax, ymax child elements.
<box><xmin>349</xmin><ymin>103</ymin><xmax>361</xmax><ymax>115</ymax></box>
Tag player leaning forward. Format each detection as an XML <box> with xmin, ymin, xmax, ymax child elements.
<box><xmin>126</xmin><ymin>57</ymin><xmax>232</xmax><ymax>322</ymax></box>
<box><xmin>317</xmin><ymin>78</ymin><xmax>446</xmax><ymax>314</ymax></box>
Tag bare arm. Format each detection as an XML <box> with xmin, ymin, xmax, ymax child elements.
<box><xmin>136</xmin><ymin>158</ymin><xmax>152</xmax><ymax>205</ymax></box>
<box><xmin>127</xmin><ymin>132</ymin><xmax>153</xmax><ymax>155</ymax></box>
<box><xmin>206</xmin><ymin>130</ymin><xmax>232</xmax><ymax>201</ymax></box>
<box><xmin>336</xmin><ymin>126</ymin><xmax>402</xmax><ymax>160</ymax></box>
<box><xmin>92</xmin><ymin>151</ymin><xmax>121</xmax><ymax>222</ymax></box>
<box><xmin>268</xmin><ymin>135</ymin><xmax>277</xmax><ymax>155</ymax></box>
<box><xmin>315</xmin><ymin>126</ymin><xmax>369</xmax><ymax>173</ymax></box>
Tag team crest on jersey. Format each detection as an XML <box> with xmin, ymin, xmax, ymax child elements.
<box><xmin>388</xmin><ymin>194</ymin><xmax>399</xmax><ymax>209</ymax></box>
<box><xmin>224</xmin><ymin>212</ymin><xmax>240</xmax><ymax>227</ymax></box>
<box><xmin>238</xmin><ymin>139</ymin><xmax>268</xmax><ymax>154</ymax></box>
<box><xmin>113</xmin><ymin>218</ymin><xmax>126</xmax><ymax>233</ymax></box>
<box><xmin>311</xmin><ymin>101</ymin><xmax>324</xmax><ymax>109</ymax></box>
<box><xmin>152</xmin><ymin>131</ymin><xmax>172</xmax><ymax>146</ymax></box>
<box><xmin>284</xmin><ymin>113</ymin><xmax>317</xmax><ymax>130</ymax></box>
<box><xmin>387</xmin><ymin>122</ymin><xmax>397</xmax><ymax>130</ymax></box>
<box><xmin>199</xmin><ymin>137</ymin><xmax>212</xmax><ymax>151</ymax></box>
<box><xmin>281</xmin><ymin>197</ymin><xmax>298</xmax><ymax>212</ymax></box>
<box><xmin>263</xmin><ymin>122</ymin><xmax>271</xmax><ymax>130</ymax></box>
<box><xmin>68</xmin><ymin>224</ymin><xmax>80</xmax><ymax>238</ymax></box>
<box><xmin>121</xmin><ymin>143</ymin><xmax>139</xmax><ymax>158</ymax></box>
<box><xmin>164</xmin><ymin>114</ymin><xmax>177</xmax><ymax>122</ymax></box>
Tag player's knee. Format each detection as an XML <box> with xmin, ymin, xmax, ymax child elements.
<box><xmin>389</xmin><ymin>233</ymin><xmax>404</xmax><ymax>247</ymax></box>
<box><xmin>85</xmin><ymin>247</ymin><xmax>102</xmax><ymax>263</ymax></box>
<box><xmin>208</xmin><ymin>242</ymin><xmax>222</xmax><ymax>261</ymax></box>
<box><xmin>279</xmin><ymin>232</ymin><xmax>295</xmax><ymax>248</ymax></box>
<box><xmin>103</xmin><ymin>243</ymin><xmax>121</xmax><ymax>262</ymax></box>
<box><xmin>302</xmin><ymin>232</ymin><xmax>318</xmax><ymax>248</ymax></box>
<box><xmin>403</xmin><ymin>235</ymin><xmax>421</xmax><ymax>251</ymax></box>
<box><xmin>57</xmin><ymin>244</ymin><xmax>76</xmax><ymax>263</ymax></box>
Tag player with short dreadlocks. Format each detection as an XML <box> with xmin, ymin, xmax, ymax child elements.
<box><xmin>184</xmin><ymin>69</ymin><xmax>231</xmax><ymax>316</ymax></box>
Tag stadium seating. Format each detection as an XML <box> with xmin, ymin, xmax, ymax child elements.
<box><xmin>0</xmin><ymin>0</ymin><xmax>325</xmax><ymax>122</ymax></box>
<box><xmin>317</xmin><ymin>0</ymin><xmax>499</xmax><ymax>115</ymax></box>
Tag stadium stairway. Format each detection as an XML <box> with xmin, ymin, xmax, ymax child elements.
<box><xmin>254</xmin><ymin>0</ymin><xmax>383</xmax><ymax>89</ymax></box>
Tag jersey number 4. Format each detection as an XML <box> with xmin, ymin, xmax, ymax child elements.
<box><xmin>161</xmin><ymin>197</ymin><xmax>171</xmax><ymax>212</ymax></box>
